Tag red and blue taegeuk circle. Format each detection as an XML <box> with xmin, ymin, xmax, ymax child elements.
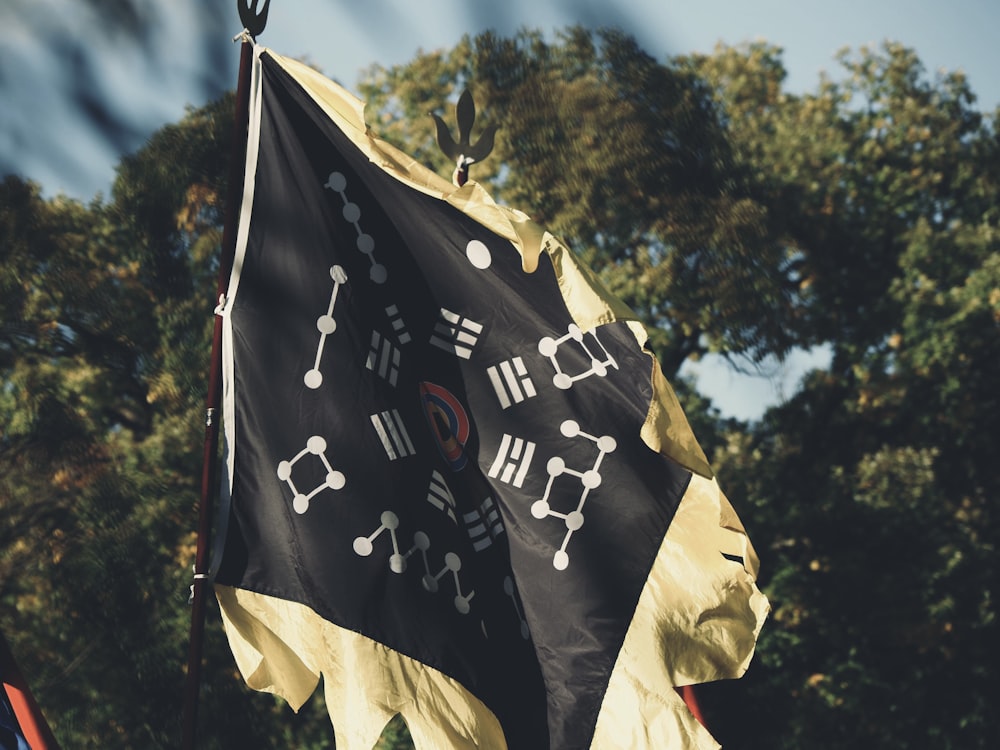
<box><xmin>419</xmin><ymin>381</ymin><xmax>470</xmax><ymax>470</ymax></box>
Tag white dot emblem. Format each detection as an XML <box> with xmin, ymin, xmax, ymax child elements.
<box><xmin>466</xmin><ymin>239</ymin><xmax>492</xmax><ymax>269</ymax></box>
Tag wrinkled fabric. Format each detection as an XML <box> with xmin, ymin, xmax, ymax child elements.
<box><xmin>212</xmin><ymin>42</ymin><xmax>768</xmax><ymax>750</ymax></box>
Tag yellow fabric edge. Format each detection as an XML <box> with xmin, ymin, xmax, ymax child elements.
<box><xmin>592</xmin><ymin>472</ymin><xmax>770</xmax><ymax>749</ymax></box>
<box><xmin>265</xmin><ymin>52</ymin><xmax>527</xmax><ymax>249</ymax></box>
<box><xmin>243</xmin><ymin>49</ymin><xmax>767</xmax><ymax>749</ymax></box>
<box><xmin>215</xmin><ymin>473</ymin><xmax>769</xmax><ymax>750</ymax></box>
<box><xmin>214</xmin><ymin>584</ymin><xmax>508</xmax><ymax>750</ymax></box>
<box><xmin>266</xmin><ymin>49</ymin><xmax>711</xmax><ymax>478</ymax></box>
<box><xmin>631</xmin><ymin>317</ymin><xmax>713</xmax><ymax>478</ymax></box>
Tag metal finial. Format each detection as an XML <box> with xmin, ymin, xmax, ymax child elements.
<box><xmin>237</xmin><ymin>0</ymin><xmax>270</xmax><ymax>38</ymax></box>
<box><xmin>431</xmin><ymin>90</ymin><xmax>498</xmax><ymax>186</ymax></box>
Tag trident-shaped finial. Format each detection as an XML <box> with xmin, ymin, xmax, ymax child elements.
<box><xmin>431</xmin><ymin>89</ymin><xmax>498</xmax><ymax>186</ymax></box>
<box><xmin>237</xmin><ymin>0</ymin><xmax>270</xmax><ymax>38</ymax></box>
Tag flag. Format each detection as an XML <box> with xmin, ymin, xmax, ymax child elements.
<box><xmin>1</xmin><ymin>632</ymin><xmax>60</xmax><ymax>750</ymax></box>
<box><xmin>0</xmin><ymin>691</ymin><xmax>30</xmax><ymax>750</ymax></box>
<box><xmin>211</xmin><ymin>43</ymin><xmax>768</xmax><ymax>750</ymax></box>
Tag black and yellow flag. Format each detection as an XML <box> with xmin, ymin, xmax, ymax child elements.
<box><xmin>212</xmin><ymin>43</ymin><xmax>768</xmax><ymax>750</ymax></box>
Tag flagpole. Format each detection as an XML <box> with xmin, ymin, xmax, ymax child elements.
<box><xmin>180</xmin><ymin>24</ymin><xmax>256</xmax><ymax>750</ymax></box>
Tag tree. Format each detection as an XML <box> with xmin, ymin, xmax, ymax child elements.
<box><xmin>358</xmin><ymin>27</ymin><xmax>802</xmax><ymax>376</ymax></box>
<box><xmin>686</xmin><ymin>42</ymin><xmax>1000</xmax><ymax>749</ymax></box>
<box><xmin>682</xmin><ymin>40</ymin><xmax>996</xmax><ymax>370</ymax></box>
<box><xmin>0</xmin><ymin>95</ymin><xmax>336</xmax><ymax>746</ymax></box>
<box><xmin>362</xmin><ymin>38</ymin><xmax>1000</xmax><ymax>747</ymax></box>
<box><xmin>2</xmin><ymin>26</ymin><xmax>997</xmax><ymax>750</ymax></box>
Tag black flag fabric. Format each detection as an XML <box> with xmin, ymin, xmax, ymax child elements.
<box><xmin>212</xmin><ymin>44</ymin><xmax>768</xmax><ymax>750</ymax></box>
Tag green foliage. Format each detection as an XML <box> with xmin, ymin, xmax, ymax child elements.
<box><xmin>359</xmin><ymin>27</ymin><xmax>800</xmax><ymax>376</ymax></box>
<box><xmin>2</xmin><ymin>26</ymin><xmax>997</xmax><ymax>750</ymax></box>
<box><xmin>692</xmin><ymin>41</ymin><xmax>999</xmax><ymax>749</ymax></box>
<box><xmin>682</xmin><ymin>41</ymin><xmax>997</xmax><ymax>367</ymax></box>
<box><xmin>0</xmin><ymin>98</ymin><xmax>334</xmax><ymax>746</ymax></box>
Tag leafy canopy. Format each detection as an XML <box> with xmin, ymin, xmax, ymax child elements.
<box><xmin>1</xmin><ymin>26</ymin><xmax>997</xmax><ymax>750</ymax></box>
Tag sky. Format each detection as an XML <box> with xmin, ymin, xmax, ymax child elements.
<box><xmin>2</xmin><ymin>0</ymin><xmax>998</xmax><ymax>419</ymax></box>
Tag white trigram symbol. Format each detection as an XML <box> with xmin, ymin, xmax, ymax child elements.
<box><xmin>429</xmin><ymin>308</ymin><xmax>483</xmax><ymax>360</ymax></box>
<box><xmin>463</xmin><ymin>496</ymin><xmax>505</xmax><ymax>552</ymax></box>
<box><xmin>426</xmin><ymin>470</ymin><xmax>457</xmax><ymax>523</ymax></box>
<box><xmin>487</xmin><ymin>357</ymin><xmax>537</xmax><ymax>409</ymax></box>
<box><xmin>353</xmin><ymin>511</ymin><xmax>474</xmax><ymax>614</ymax></box>
<box><xmin>487</xmin><ymin>434</ymin><xmax>536</xmax><ymax>488</ymax></box>
<box><xmin>366</xmin><ymin>331</ymin><xmax>401</xmax><ymax>387</ymax></box>
<box><xmin>324</xmin><ymin>171</ymin><xmax>387</xmax><ymax>284</ymax></box>
<box><xmin>304</xmin><ymin>264</ymin><xmax>348</xmax><ymax>390</ymax></box>
<box><xmin>276</xmin><ymin>435</ymin><xmax>346</xmax><ymax>514</ymax></box>
<box><xmin>370</xmin><ymin>409</ymin><xmax>415</xmax><ymax>460</ymax></box>
<box><xmin>385</xmin><ymin>304</ymin><xmax>411</xmax><ymax>344</ymax></box>
<box><xmin>537</xmin><ymin>323</ymin><xmax>618</xmax><ymax>390</ymax></box>
<box><xmin>531</xmin><ymin>419</ymin><xmax>618</xmax><ymax>571</ymax></box>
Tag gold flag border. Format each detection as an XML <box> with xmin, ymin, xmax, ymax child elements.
<box><xmin>215</xmin><ymin>44</ymin><xmax>769</xmax><ymax>750</ymax></box>
<box><xmin>216</xmin><ymin>473</ymin><xmax>767</xmax><ymax>750</ymax></box>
